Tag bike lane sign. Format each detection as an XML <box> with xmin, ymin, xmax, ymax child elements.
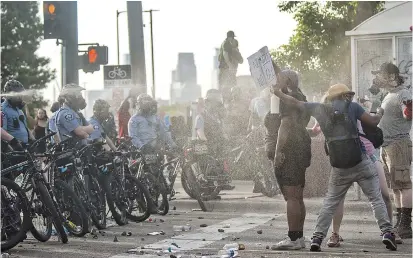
<box><xmin>103</xmin><ymin>65</ymin><xmax>132</xmax><ymax>88</ymax></box>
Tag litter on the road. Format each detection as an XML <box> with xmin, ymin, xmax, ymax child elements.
<box><xmin>173</xmin><ymin>225</ymin><xmax>192</xmax><ymax>231</ymax></box>
<box><xmin>113</xmin><ymin>236</ymin><xmax>119</xmax><ymax>242</ymax></box>
<box><xmin>160</xmin><ymin>219</ymin><xmax>165</xmax><ymax>222</ymax></box>
<box><xmin>257</xmin><ymin>229</ymin><xmax>263</xmax><ymax>234</ymax></box>
<box><xmin>121</xmin><ymin>231</ymin><xmax>127</xmax><ymax>236</ymax></box>
<box><xmin>218</xmin><ymin>229</ymin><xmax>225</xmax><ymax>233</ymax></box>
<box><xmin>200</xmin><ymin>224</ymin><xmax>208</xmax><ymax>227</ymax></box>
<box><xmin>147</xmin><ymin>231</ymin><xmax>165</xmax><ymax>235</ymax></box>
<box><xmin>223</xmin><ymin>224</ymin><xmax>230</xmax><ymax>228</ymax></box>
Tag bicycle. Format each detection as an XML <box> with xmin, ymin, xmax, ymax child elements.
<box><xmin>2</xmin><ymin>132</ymin><xmax>69</xmax><ymax>244</ymax></box>
<box><xmin>108</xmin><ymin>67</ymin><xmax>127</xmax><ymax>79</ymax></box>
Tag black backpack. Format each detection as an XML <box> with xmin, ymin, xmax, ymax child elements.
<box><xmin>322</xmin><ymin>102</ymin><xmax>363</xmax><ymax>169</ymax></box>
<box><xmin>359</xmin><ymin>122</ymin><xmax>384</xmax><ymax>149</ymax></box>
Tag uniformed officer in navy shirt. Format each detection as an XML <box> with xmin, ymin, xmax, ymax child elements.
<box><xmin>54</xmin><ymin>84</ymin><xmax>94</xmax><ymax>143</ymax></box>
<box><xmin>1</xmin><ymin>80</ymin><xmax>34</xmax><ymax>146</ymax></box>
<box><xmin>88</xmin><ymin>99</ymin><xmax>117</xmax><ymax>151</ymax></box>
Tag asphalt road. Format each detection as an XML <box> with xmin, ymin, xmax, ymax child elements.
<box><xmin>3</xmin><ymin>180</ymin><xmax>412</xmax><ymax>258</ymax></box>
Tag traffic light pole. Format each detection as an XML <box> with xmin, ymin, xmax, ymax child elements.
<box><xmin>144</xmin><ymin>9</ymin><xmax>159</xmax><ymax>99</ymax></box>
<box><xmin>64</xmin><ymin>2</ymin><xmax>79</xmax><ymax>86</ymax></box>
<box><xmin>116</xmin><ymin>10</ymin><xmax>126</xmax><ymax>65</ymax></box>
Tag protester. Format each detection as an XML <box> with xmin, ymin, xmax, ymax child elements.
<box><xmin>272</xmin><ymin>82</ymin><xmax>397</xmax><ymax>251</ymax></box>
<box><xmin>118</xmin><ymin>88</ymin><xmax>140</xmax><ymax>138</ymax></box>
<box><xmin>373</xmin><ymin>62</ymin><xmax>412</xmax><ymax>239</ymax></box>
<box><xmin>266</xmin><ymin>70</ymin><xmax>311</xmax><ymax>250</ymax></box>
<box><xmin>308</xmin><ymin>97</ymin><xmax>402</xmax><ymax>246</ymax></box>
<box><xmin>32</xmin><ymin>108</ymin><xmax>48</xmax><ymax>153</ymax></box>
<box><xmin>218</xmin><ymin>30</ymin><xmax>243</xmax><ymax>103</ymax></box>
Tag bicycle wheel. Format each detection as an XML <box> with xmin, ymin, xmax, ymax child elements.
<box><xmin>181</xmin><ymin>163</ymin><xmax>210</xmax><ymax>212</ymax></box>
<box><xmin>124</xmin><ymin>174</ymin><xmax>151</xmax><ymax>222</ymax></box>
<box><xmin>141</xmin><ymin>172</ymin><xmax>169</xmax><ymax>216</ymax></box>
<box><xmin>1</xmin><ymin>178</ymin><xmax>31</xmax><ymax>252</ymax></box>
<box><xmin>36</xmin><ymin>181</ymin><xmax>68</xmax><ymax>243</ymax></box>
<box><xmin>88</xmin><ymin>176</ymin><xmax>107</xmax><ymax>229</ymax></box>
<box><xmin>103</xmin><ymin>173</ymin><xmax>128</xmax><ymax>226</ymax></box>
<box><xmin>54</xmin><ymin>180</ymin><xmax>89</xmax><ymax>237</ymax></box>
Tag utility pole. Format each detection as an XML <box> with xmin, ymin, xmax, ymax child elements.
<box><xmin>116</xmin><ymin>10</ymin><xmax>127</xmax><ymax>65</ymax></box>
<box><xmin>144</xmin><ymin>9</ymin><xmax>159</xmax><ymax>99</ymax></box>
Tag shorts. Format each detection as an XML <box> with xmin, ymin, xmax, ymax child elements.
<box><xmin>274</xmin><ymin>157</ymin><xmax>306</xmax><ymax>189</ymax></box>
<box><xmin>381</xmin><ymin>139</ymin><xmax>412</xmax><ymax>190</ymax></box>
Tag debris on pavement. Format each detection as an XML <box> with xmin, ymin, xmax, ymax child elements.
<box><xmin>127</xmin><ymin>231</ymin><xmax>132</xmax><ymax>236</ymax></box>
<box><xmin>113</xmin><ymin>236</ymin><xmax>119</xmax><ymax>242</ymax></box>
<box><xmin>172</xmin><ymin>206</ymin><xmax>176</xmax><ymax>210</ymax></box>
<box><xmin>223</xmin><ymin>224</ymin><xmax>230</xmax><ymax>228</ymax></box>
<box><xmin>141</xmin><ymin>237</ymin><xmax>145</xmax><ymax>241</ymax></box>
<box><xmin>200</xmin><ymin>224</ymin><xmax>208</xmax><ymax>227</ymax></box>
<box><xmin>198</xmin><ymin>216</ymin><xmax>204</xmax><ymax>219</ymax></box>
<box><xmin>218</xmin><ymin>229</ymin><xmax>225</xmax><ymax>233</ymax></box>
<box><xmin>160</xmin><ymin>219</ymin><xmax>165</xmax><ymax>223</ymax></box>
<box><xmin>173</xmin><ymin>225</ymin><xmax>192</xmax><ymax>232</ymax></box>
<box><xmin>147</xmin><ymin>231</ymin><xmax>165</xmax><ymax>236</ymax></box>
<box><xmin>257</xmin><ymin>229</ymin><xmax>263</xmax><ymax>234</ymax></box>
<box><xmin>266</xmin><ymin>245</ymin><xmax>270</xmax><ymax>249</ymax></box>
<box><xmin>192</xmin><ymin>208</ymin><xmax>202</xmax><ymax>211</ymax></box>
<box><xmin>121</xmin><ymin>231</ymin><xmax>127</xmax><ymax>236</ymax></box>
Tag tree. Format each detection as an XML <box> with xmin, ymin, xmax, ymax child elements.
<box><xmin>271</xmin><ymin>1</ymin><xmax>383</xmax><ymax>94</ymax></box>
<box><xmin>1</xmin><ymin>1</ymin><xmax>56</xmax><ymax>108</ymax></box>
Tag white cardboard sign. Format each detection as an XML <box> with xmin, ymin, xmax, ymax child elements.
<box><xmin>247</xmin><ymin>46</ymin><xmax>277</xmax><ymax>89</ymax></box>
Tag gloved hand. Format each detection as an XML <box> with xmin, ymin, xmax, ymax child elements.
<box><xmin>10</xmin><ymin>138</ymin><xmax>24</xmax><ymax>151</ymax></box>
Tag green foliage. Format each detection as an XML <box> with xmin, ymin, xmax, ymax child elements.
<box><xmin>1</xmin><ymin>1</ymin><xmax>56</xmax><ymax>108</ymax></box>
<box><xmin>272</xmin><ymin>1</ymin><xmax>384</xmax><ymax>93</ymax></box>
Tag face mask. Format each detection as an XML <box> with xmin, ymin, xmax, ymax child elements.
<box><xmin>76</xmin><ymin>96</ymin><xmax>87</xmax><ymax>110</ymax></box>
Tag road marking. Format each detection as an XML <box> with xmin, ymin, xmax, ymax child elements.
<box><xmin>110</xmin><ymin>213</ymin><xmax>281</xmax><ymax>257</ymax></box>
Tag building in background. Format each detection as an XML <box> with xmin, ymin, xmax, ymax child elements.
<box><xmin>210</xmin><ymin>48</ymin><xmax>220</xmax><ymax>91</ymax></box>
<box><xmin>170</xmin><ymin>53</ymin><xmax>201</xmax><ymax>104</ymax></box>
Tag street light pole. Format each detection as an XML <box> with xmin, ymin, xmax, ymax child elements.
<box><xmin>116</xmin><ymin>10</ymin><xmax>126</xmax><ymax>65</ymax></box>
<box><xmin>144</xmin><ymin>9</ymin><xmax>159</xmax><ymax>99</ymax></box>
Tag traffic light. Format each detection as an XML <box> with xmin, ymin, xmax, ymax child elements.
<box><xmin>43</xmin><ymin>2</ymin><xmax>68</xmax><ymax>39</ymax></box>
<box><xmin>87</xmin><ymin>46</ymin><xmax>108</xmax><ymax>65</ymax></box>
<box><xmin>80</xmin><ymin>46</ymin><xmax>109</xmax><ymax>73</ymax></box>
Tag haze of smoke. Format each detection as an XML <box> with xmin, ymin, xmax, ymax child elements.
<box><xmin>0</xmin><ymin>89</ymin><xmax>37</xmax><ymax>98</ymax></box>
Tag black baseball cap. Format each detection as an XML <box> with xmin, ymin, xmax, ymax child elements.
<box><xmin>371</xmin><ymin>62</ymin><xmax>400</xmax><ymax>75</ymax></box>
<box><xmin>227</xmin><ymin>30</ymin><xmax>236</xmax><ymax>38</ymax></box>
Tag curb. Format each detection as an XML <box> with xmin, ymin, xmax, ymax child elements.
<box><xmin>170</xmin><ymin>197</ymin><xmax>374</xmax><ymax>215</ymax></box>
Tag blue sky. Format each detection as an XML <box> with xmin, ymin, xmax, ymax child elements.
<box><xmin>37</xmin><ymin>0</ymin><xmax>297</xmax><ymax>101</ymax></box>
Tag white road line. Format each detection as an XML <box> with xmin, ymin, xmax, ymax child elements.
<box><xmin>110</xmin><ymin>213</ymin><xmax>281</xmax><ymax>258</ymax></box>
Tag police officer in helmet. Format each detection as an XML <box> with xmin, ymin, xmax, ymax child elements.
<box><xmin>1</xmin><ymin>79</ymin><xmax>34</xmax><ymax>146</ymax></box>
<box><xmin>195</xmin><ymin>89</ymin><xmax>235</xmax><ymax>190</ymax></box>
<box><xmin>88</xmin><ymin>99</ymin><xmax>116</xmax><ymax>151</ymax></box>
<box><xmin>128</xmin><ymin>93</ymin><xmax>177</xmax><ymax>152</ymax></box>
<box><xmin>55</xmin><ymin>84</ymin><xmax>94</xmax><ymax>143</ymax></box>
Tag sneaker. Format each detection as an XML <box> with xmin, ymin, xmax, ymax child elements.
<box><xmin>394</xmin><ymin>232</ymin><xmax>403</xmax><ymax>244</ymax></box>
<box><xmin>310</xmin><ymin>237</ymin><xmax>322</xmax><ymax>252</ymax></box>
<box><xmin>382</xmin><ymin>232</ymin><xmax>397</xmax><ymax>251</ymax></box>
<box><xmin>271</xmin><ymin>238</ymin><xmax>303</xmax><ymax>250</ymax></box>
<box><xmin>299</xmin><ymin>237</ymin><xmax>306</xmax><ymax>248</ymax></box>
<box><xmin>327</xmin><ymin>232</ymin><xmax>341</xmax><ymax>247</ymax></box>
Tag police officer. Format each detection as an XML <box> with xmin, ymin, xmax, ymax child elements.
<box><xmin>128</xmin><ymin>94</ymin><xmax>177</xmax><ymax>151</ymax></box>
<box><xmin>195</xmin><ymin>89</ymin><xmax>235</xmax><ymax>190</ymax></box>
<box><xmin>88</xmin><ymin>99</ymin><xmax>116</xmax><ymax>151</ymax></box>
<box><xmin>55</xmin><ymin>84</ymin><xmax>94</xmax><ymax>143</ymax></box>
<box><xmin>1</xmin><ymin>79</ymin><xmax>33</xmax><ymax>146</ymax></box>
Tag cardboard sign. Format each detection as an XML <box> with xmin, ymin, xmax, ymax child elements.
<box><xmin>247</xmin><ymin>46</ymin><xmax>277</xmax><ymax>89</ymax></box>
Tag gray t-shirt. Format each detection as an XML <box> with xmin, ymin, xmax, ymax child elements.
<box><xmin>378</xmin><ymin>87</ymin><xmax>412</xmax><ymax>146</ymax></box>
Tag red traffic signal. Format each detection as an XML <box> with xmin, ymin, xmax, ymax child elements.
<box><xmin>87</xmin><ymin>46</ymin><xmax>108</xmax><ymax>65</ymax></box>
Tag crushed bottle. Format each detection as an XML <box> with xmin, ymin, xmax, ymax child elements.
<box><xmin>173</xmin><ymin>225</ymin><xmax>192</xmax><ymax>232</ymax></box>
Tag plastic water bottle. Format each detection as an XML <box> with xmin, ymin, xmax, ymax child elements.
<box><xmin>218</xmin><ymin>249</ymin><xmax>238</xmax><ymax>258</ymax></box>
<box><xmin>162</xmin><ymin>244</ymin><xmax>180</xmax><ymax>253</ymax></box>
<box><xmin>173</xmin><ymin>225</ymin><xmax>192</xmax><ymax>232</ymax></box>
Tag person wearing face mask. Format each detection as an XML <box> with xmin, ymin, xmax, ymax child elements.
<box><xmin>128</xmin><ymin>94</ymin><xmax>177</xmax><ymax>152</ymax></box>
<box><xmin>373</xmin><ymin>62</ymin><xmax>413</xmax><ymax>239</ymax></box>
<box><xmin>88</xmin><ymin>99</ymin><xmax>116</xmax><ymax>151</ymax></box>
<box><xmin>54</xmin><ymin>84</ymin><xmax>94</xmax><ymax>144</ymax></box>
<box><xmin>195</xmin><ymin>89</ymin><xmax>235</xmax><ymax>190</ymax></box>
<box><xmin>1</xmin><ymin>79</ymin><xmax>34</xmax><ymax>146</ymax></box>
